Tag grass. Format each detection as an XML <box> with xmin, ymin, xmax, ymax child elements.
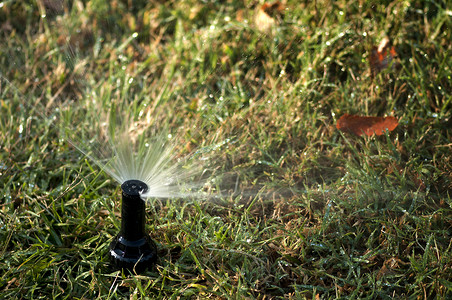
<box><xmin>1</xmin><ymin>0</ymin><xmax>451</xmax><ymax>298</ymax></box>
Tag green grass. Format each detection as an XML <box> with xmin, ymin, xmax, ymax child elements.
<box><xmin>1</xmin><ymin>0</ymin><xmax>451</xmax><ymax>298</ymax></box>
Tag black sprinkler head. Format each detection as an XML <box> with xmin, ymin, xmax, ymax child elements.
<box><xmin>109</xmin><ymin>179</ymin><xmax>157</xmax><ymax>273</ymax></box>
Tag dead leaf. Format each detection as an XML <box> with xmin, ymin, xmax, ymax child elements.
<box><xmin>369</xmin><ymin>37</ymin><xmax>397</xmax><ymax>74</ymax></box>
<box><xmin>336</xmin><ymin>114</ymin><xmax>399</xmax><ymax>136</ymax></box>
<box><xmin>255</xmin><ymin>8</ymin><xmax>275</xmax><ymax>32</ymax></box>
<box><xmin>255</xmin><ymin>1</ymin><xmax>285</xmax><ymax>33</ymax></box>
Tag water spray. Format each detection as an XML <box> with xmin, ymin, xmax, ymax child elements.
<box><xmin>109</xmin><ymin>179</ymin><xmax>157</xmax><ymax>273</ymax></box>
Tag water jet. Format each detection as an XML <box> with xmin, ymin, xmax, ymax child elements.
<box><xmin>109</xmin><ymin>179</ymin><xmax>157</xmax><ymax>273</ymax></box>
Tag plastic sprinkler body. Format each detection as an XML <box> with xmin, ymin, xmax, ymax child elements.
<box><xmin>109</xmin><ymin>180</ymin><xmax>157</xmax><ymax>273</ymax></box>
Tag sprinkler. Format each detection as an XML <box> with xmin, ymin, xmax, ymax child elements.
<box><xmin>109</xmin><ymin>180</ymin><xmax>157</xmax><ymax>273</ymax></box>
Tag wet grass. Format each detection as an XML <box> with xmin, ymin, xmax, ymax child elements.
<box><xmin>1</xmin><ymin>0</ymin><xmax>451</xmax><ymax>298</ymax></box>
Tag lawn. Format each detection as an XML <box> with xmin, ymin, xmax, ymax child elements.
<box><xmin>1</xmin><ymin>0</ymin><xmax>451</xmax><ymax>298</ymax></box>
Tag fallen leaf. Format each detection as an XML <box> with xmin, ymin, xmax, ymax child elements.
<box><xmin>336</xmin><ymin>114</ymin><xmax>399</xmax><ymax>136</ymax></box>
<box><xmin>255</xmin><ymin>7</ymin><xmax>275</xmax><ymax>32</ymax></box>
<box><xmin>369</xmin><ymin>37</ymin><xmax>397</xmax><ymax>74</ymax></box>
<box><xmin>255</xmin><ymin>1</ymin><xmax>285</xmax><ymax>33</ymax></box>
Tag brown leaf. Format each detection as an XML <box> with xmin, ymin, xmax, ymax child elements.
<box><xmin>336</xmin><ymin>114</ymin><xmax>399</xmax><ymax>136</ymax></box>
<box><xmin>369</xmin><ymin>37</ymin><xmax>397</xmax><ymax>74</ymax></box>
<box><xmin>255</xmin><ymin>1</ymin><xmax>285</xmax><ymax>33</ymax></box>
<box><xmin>255</xmin><ymin>7</ymin><xmax>275</xmax><ymax>32</ymax></box>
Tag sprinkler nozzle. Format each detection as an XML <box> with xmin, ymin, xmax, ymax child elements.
<box><xmin>109</xmin><ymin>180</ymin><xmax>157</xmax><ymax>273</ymax></box>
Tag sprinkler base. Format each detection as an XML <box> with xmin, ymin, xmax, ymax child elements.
<box><xmin>110</xmin><ymin>234</ymin><xmax>157</xmax><ymax>273</ymax></box>
<box><xmin>109</xmin><ymin>179</ymin><xmax>157</xmax><ymax>273</ymax></box>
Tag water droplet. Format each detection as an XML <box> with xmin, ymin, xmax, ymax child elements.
<box><xmin>132</xmin><ymin>32</ymin><xmax>138</xmax><ymax>38</ymax></box>
<box><xmin>128</xmin><ymin>78</ymin><xmax>133</xmax><ymax>84</ymax></box>
<box><xmin>41</xmin><ymin>14</ymin><xmax>46</xmax><ymax>19</ymax></box>
<box><xmin>18</xmin><ymin>124</ymin><xmax>23</xmax><ymax>134</ymax></box>
<box><xmin>224</xmin><ymin>16</ymin><xmax>231</xmax><ymax>22</ymax></box>
<box><xmin>0</xmin><ymin>3</ymin><xmax>4</xmax><ymax>8</ymax></box>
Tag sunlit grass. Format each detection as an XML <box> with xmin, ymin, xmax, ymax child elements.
<box><xmin>1</xmin><ymin>0</ymin><xmax>451</xmax><ymax>298</ymax></box>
